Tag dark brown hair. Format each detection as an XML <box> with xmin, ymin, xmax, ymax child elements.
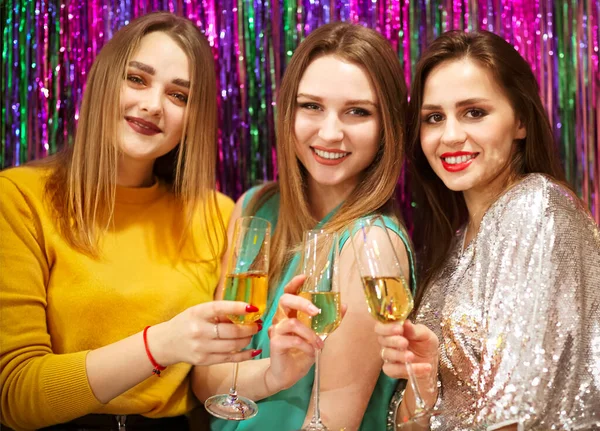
<box><xmin>407</xmin><ymin>30</ymin><xmax>566</xmax><ymax>304</ymax></box>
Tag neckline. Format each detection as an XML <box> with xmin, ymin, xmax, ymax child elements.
<box><xmin>115</xmin><ymin>179</ymin><xmax>167</xmax><ymax>204</ymax></box>
<box><xmin>458</xmin><ymin>174</ymin><xmax>538</xmax><ymax>258</ymax></box>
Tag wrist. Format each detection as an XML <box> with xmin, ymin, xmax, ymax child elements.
<box><xmin>263</xmin><ymin>363</ymin><xmax>285</xmax><ymax>396</ymax></box>
<box><xmin>146</xmin><ymin>323</ymin><xmax>173</xmax><ymax>367</ymax></box>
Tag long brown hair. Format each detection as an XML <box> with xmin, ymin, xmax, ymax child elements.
<box><xmin>408</xmin><ymin>30</ymin><xmax>566</xmax><ymax>303</ymax></box>
<box><xmin>246</xmin><ymin>22</ymin><xmax>408</xmax><ymax>286</ymax></box>
<box><xmin>42</xmin><ymin>12</ymin><xmax>224</xmax><ymax>260</ymax></box>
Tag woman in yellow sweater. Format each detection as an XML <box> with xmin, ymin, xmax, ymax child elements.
<box><xmin>0</xmin><ymin>12</ymin><xmax>322</xmax><ymax>431</ymax></box>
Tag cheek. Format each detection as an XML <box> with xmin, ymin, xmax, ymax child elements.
<box><xmin>419</xmin><ymin>131</ymin><xmax>437</xmax><ymax>160</ymax></box>
<box><xmin>165</xmin><ymin>107</ymin><xmax>186</xmax><ymax>137</ymax></box>
<box><xmin>294</xmin><ymin>114</ymin><xmax>313</xmax><ymax>144</ymax></box>
<box><xmin>358</xmin><ymin>124</ymin><xmax>380</xmax><ymax>157</ymax></box>
<box><xmin>120</xmin><ymin>87</ymin><xmax>133</xmax><ymax>111</ymax></box>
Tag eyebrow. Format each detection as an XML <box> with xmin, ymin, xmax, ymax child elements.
<box><xmin>421</xmin><ymin>98</ymin><xmax>491</xmax><ymax>110</ymax></box>
<box><xmin>297</xmin><ymin>93</ymin><xmax>377</xmax><ymax>107</ymax></box>
<box><xmin>128</xmin><ymin>61</ymin><xmax>191</xmax><ymax>89</ymax></box>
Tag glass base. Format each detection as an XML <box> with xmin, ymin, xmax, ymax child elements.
<box><xmin>204</xmin><ymin>393</ymin><xmax>258</xmax><ymax>421</ymax></box>
<box><xmin>396</xmin><ymin>409</ymin><xmax>443</xmax><ymax>430</ymax></box>
<box><xmin>296</xmin><ymin>418</ymin><xmax>329</xmax><ymax>431</ymax></box>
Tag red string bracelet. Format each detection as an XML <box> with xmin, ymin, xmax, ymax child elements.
<box><xmin>143</xmin><ymin>326</ymin><xmax>167</xmax><ymax>376</ymax></box>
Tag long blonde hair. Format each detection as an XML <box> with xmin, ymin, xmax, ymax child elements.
<box><xmin>246</xmin><ymin>22</ymin><xmax>408</xmax><ymax>286</ymax></box>
<box><xmin>43</xmin><ymin>12</ymin><xmax>224</xmax><ymax>260</ymax></box>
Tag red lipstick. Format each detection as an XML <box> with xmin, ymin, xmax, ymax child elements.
<box><xmin>125</xmin><ymin>116</ymin><xmax>162</xmax><ymax>136</ymax></box>
<box><xmin>440</xmin><ymin>151</ymin><xmax>478</xmax><ymax>173</ymax></box>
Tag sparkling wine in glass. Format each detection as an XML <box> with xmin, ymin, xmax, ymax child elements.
<box><xmin>296</xmin><ymin>229</ymin><xmax>341</xmax><ymax>431</ymax></box>
<box><xmin>350</xmin><ymin>215</ymin><xmax>437</xmax><ymax>428</ymax></box>
<box><xmin>205</xmin><ymin>216</ymin><xmax>270</xmax><ymax>421</ymax></box>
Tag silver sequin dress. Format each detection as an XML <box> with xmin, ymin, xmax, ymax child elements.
<box><xmin>390</xmin><ymin>174</ymin><xmax>600</xmax><ymax>430</ymax></box>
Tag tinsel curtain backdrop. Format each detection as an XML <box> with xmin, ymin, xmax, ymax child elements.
<box><xmin>1</xmin><ymin>0</ymin><xmax>598</xmax><ymax>223</ymax></box>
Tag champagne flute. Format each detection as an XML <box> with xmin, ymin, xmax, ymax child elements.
<box><xmin>350</xmin><ymin>215</ymin><xmax>437</xmax><ymax>428</ymax></box>
<box><xmin>205</xmin><ymin>216</ymin><xmax>271</xmax><ymax>421</ymax></box>
<box><xmin>296</xmin><ymin>229</ymin><xmax>342</xmax><ymax>431</ymax></box>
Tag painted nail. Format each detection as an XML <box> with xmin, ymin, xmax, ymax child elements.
<box><xmin>257</xmin><ymin>319</ymin><xmax>263</xmax><ymax>324</ymax></box>
<box><xmin>251</xmin><ymin>349</ymin><xmax>263</xmax><ymax>358</ymax></box>
<box><xmin>257</xmin><ymin>323</ymin><xmax>263</xmax><ymax>331</ymax></box>
<box><xmin>309</xmin><ymin>305</ymin><xmax>320</xmax><ymax>315</ymax></box>
<box><xmin>246</xmin><ymin>305</ymin><xmax>259</xmax><ymax>313</ymax></box>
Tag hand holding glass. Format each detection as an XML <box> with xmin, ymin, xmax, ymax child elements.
<box><xmin>205</xmin><ymin>216</ymin><xmax>270</xmax><ymax>421</ymax></box>
<box><xmin>350</xmin><ymin>216</ymin><xmax>437</xmax><ymax>428</ymax></box>
<box><xmin>296</xmin><ymin>230</ymin><xmax>342</xmax><ymax>431</ymax></box>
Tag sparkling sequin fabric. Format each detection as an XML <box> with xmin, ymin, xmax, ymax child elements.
<box><xmin>395</xmin><ymin>174</ymin><xmax>600</xmax><ymax>430</ymax></box>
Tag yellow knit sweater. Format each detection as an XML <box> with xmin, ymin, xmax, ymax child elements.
<box><xmin>0</xmin><ymin>166</ymin><xmax>234</xmax><ymax>430</ymax></box>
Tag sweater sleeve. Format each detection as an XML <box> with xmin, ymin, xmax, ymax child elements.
<box><xmin>0</xmin><ymin>176</ymin><xmax>103</xmax><ymax>430</ymax></box>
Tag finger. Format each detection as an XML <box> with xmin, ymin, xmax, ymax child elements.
<box><xmin>274</xmin><ymin>318</ymin><xmax>323</xmax><ymax>349</ymax></box>
<box><xmin>340</xmin><ymin>303</ymin><xmax>348</xmax><ymax>318</ymax></box>
<box><xmin>210</xmin><ymin>321</ymin><xmax>259</xmax><ymax>339</ymax></box>
<box><xmin>203</xmin><ymin>300</ymin><xmax>259</xmax><ymax>319</ymax></box>
<box><xmin>204</xmin><ymin>348</ymin><xmax>260</xmax><ymax>365</ymax></box>
<box><xmin>208</xmin><ymin>337</ymin><xmax>254</xmax><ymax>354</ymax></box>
<box><xmin>374</xmin><ymin>321</ymin><xmax>404</xmax><ymax>337</ymax></box>
<box><xmin>380</xmin><ymin>344</ymin><xmax>413</xmax><ymax>364</ymax></box>
<box><xmin>271</xmin><ymin>334</ymin><xmax>317</xmax><ymax>357</ymax></box>
<box><xmin>279</xmin><ymin>293</ymin><xmax>320</xmax><ymax>317</ymax></box>
<box><xmin>283</xmin><ymin>274</ymin><xmax>307</xmax><ymax>295</ymax></box>
<box><xmin>403</xmin><ymin>321</ymin><xmax>436</xmax><ymax>344</ymax></box>
<box><xmin>377</xmin><ymin>335</ymin><xmax>409</xmax><ymax>351</ymax></box>
<box><xmin>382</xmin><ymin>362</ymin><xmax>433</xmax><ymax>380</ymax></box>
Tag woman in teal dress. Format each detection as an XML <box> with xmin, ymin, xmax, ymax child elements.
<box><xmin>207</xmin><ymin>22</ymin><xmax>414</xmax><ymax>431</ymax></box>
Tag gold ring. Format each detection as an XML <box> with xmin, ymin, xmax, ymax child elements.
<box><xmin>214</xmin><ymin>323</ymin><xmax>221</xmax><ymax>340</ymax></box>
<box><xmin>380</xmin><ymin>347</ymin><xmax>388</xmax><ymax>363</ymax></box>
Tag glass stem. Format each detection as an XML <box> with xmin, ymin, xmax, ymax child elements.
<box><xmin>405</xmin><ymin>361</ymin><xmax>426</xmax><ymax>413</ymax></box>
<box><xmin>311</xmin><ymin>346</ymin><xmax>322</xmax><ymax>424</ymax></box>
<box><xmin>228</xmin><ymin>362</ymin><xmax>240</xmax><ymax>400</ymax></box>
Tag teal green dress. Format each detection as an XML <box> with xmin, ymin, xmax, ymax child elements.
<box><xmin>210</xmin><ymin>186</ymin><xmax>417</xmax><ymax>431</ymax></box>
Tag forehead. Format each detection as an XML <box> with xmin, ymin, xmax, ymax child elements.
<box><xmin>297</xmin><ymin>55</ymin><xmax>377</xmax><ymax>101</ymax></box>
<box><xmin>131</xmin><ymin>32</ymin><xmax>190</xmax><ymax>78</ymax></box>
<box><xmin>422</xmin><ymin>58</ymin><xmax>508</xmax><ymax>105</ymax></box>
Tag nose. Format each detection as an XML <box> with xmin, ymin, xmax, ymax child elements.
<box><xmin>317</xmin><ymin>113</ymin><xmax>344</xmax><ymax>143</ymax></box>
<box><xmin>440</xmin><ymin>116</ymin><xmax>467</xmax><ymax>146</ymax></box>
<box><xmin>140</xmin><ymin>87</ymin><xmax>163</xmax><ymax>117</ymax></box>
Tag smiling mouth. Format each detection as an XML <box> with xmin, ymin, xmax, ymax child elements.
<box><xmin>311</xmin><ymin>147</ymin><xmax>351</xmax><ymax>160</ymax></box>
<box><xmin>440</xmin><ymin>152</ymin><xmax>479</xmax><ymax>172</ymax></box>
<box><xmin>441</xmin><ymin>153</ymin><xmax>478</xmax><ymax>164</ymax></box>
<box><xmin>125</xmin><ymin>116</ymin><xmax>162</xmax><ymax>134</ymax></box>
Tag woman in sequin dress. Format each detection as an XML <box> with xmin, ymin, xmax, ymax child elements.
<box><xmin>376</xmin><ymin>30</ymin><xmax>600</xmax><ymax>430</ymax></box>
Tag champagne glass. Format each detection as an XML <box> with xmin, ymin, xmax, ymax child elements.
<box><xmin>296</xmin><ymin>230</ymin><xmax>342</xmax><ymax>431</ymax></box>
<box><xmin>205</xmin><ymin>216</ymin><xmax>270</xmax><ymax>421</ymax></box>
<box><xmin>350</xmin><ymin>215</ymin><xmax>437</xmax><ymax>428</ymax></box>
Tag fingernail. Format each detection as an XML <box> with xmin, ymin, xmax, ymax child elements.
<box><xmin>246</xmin><ymin>304</ymin><xmax>259</xmax><ymax>313</ymax></box>
<box><xmin>309</xmin><ymin>305</ymin><xmax>320</xmax><ymax>315</ymax></box>
<box><xmin>257</xmin><ymin>323</ymin><xmax>263</xmax><ymax>331</ymax></box>
<box><xmin>251</xmin><ymin>349</ymin><xmax>262</xmax><ymax>358</ymax></box>
<box><xmin>257</xmin><ymin>319</ymin><xmax>263</xmax><ymax>324</ymax></box>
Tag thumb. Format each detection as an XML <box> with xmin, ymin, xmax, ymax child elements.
<box><xmin>283</xmin><ymin>274</ymin><xmax>307</xmax><ymax>295</ymax></box>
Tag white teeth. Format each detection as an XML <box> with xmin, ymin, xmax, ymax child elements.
<box><xmin>313</xmin><ymin>148</ymin><xmax>349</xmax><ymax>160</ymax></box>
<box><xmin>443</xmin><ymin>154</ymin><xmax>476</xmax><ymax>164</ymax></box>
